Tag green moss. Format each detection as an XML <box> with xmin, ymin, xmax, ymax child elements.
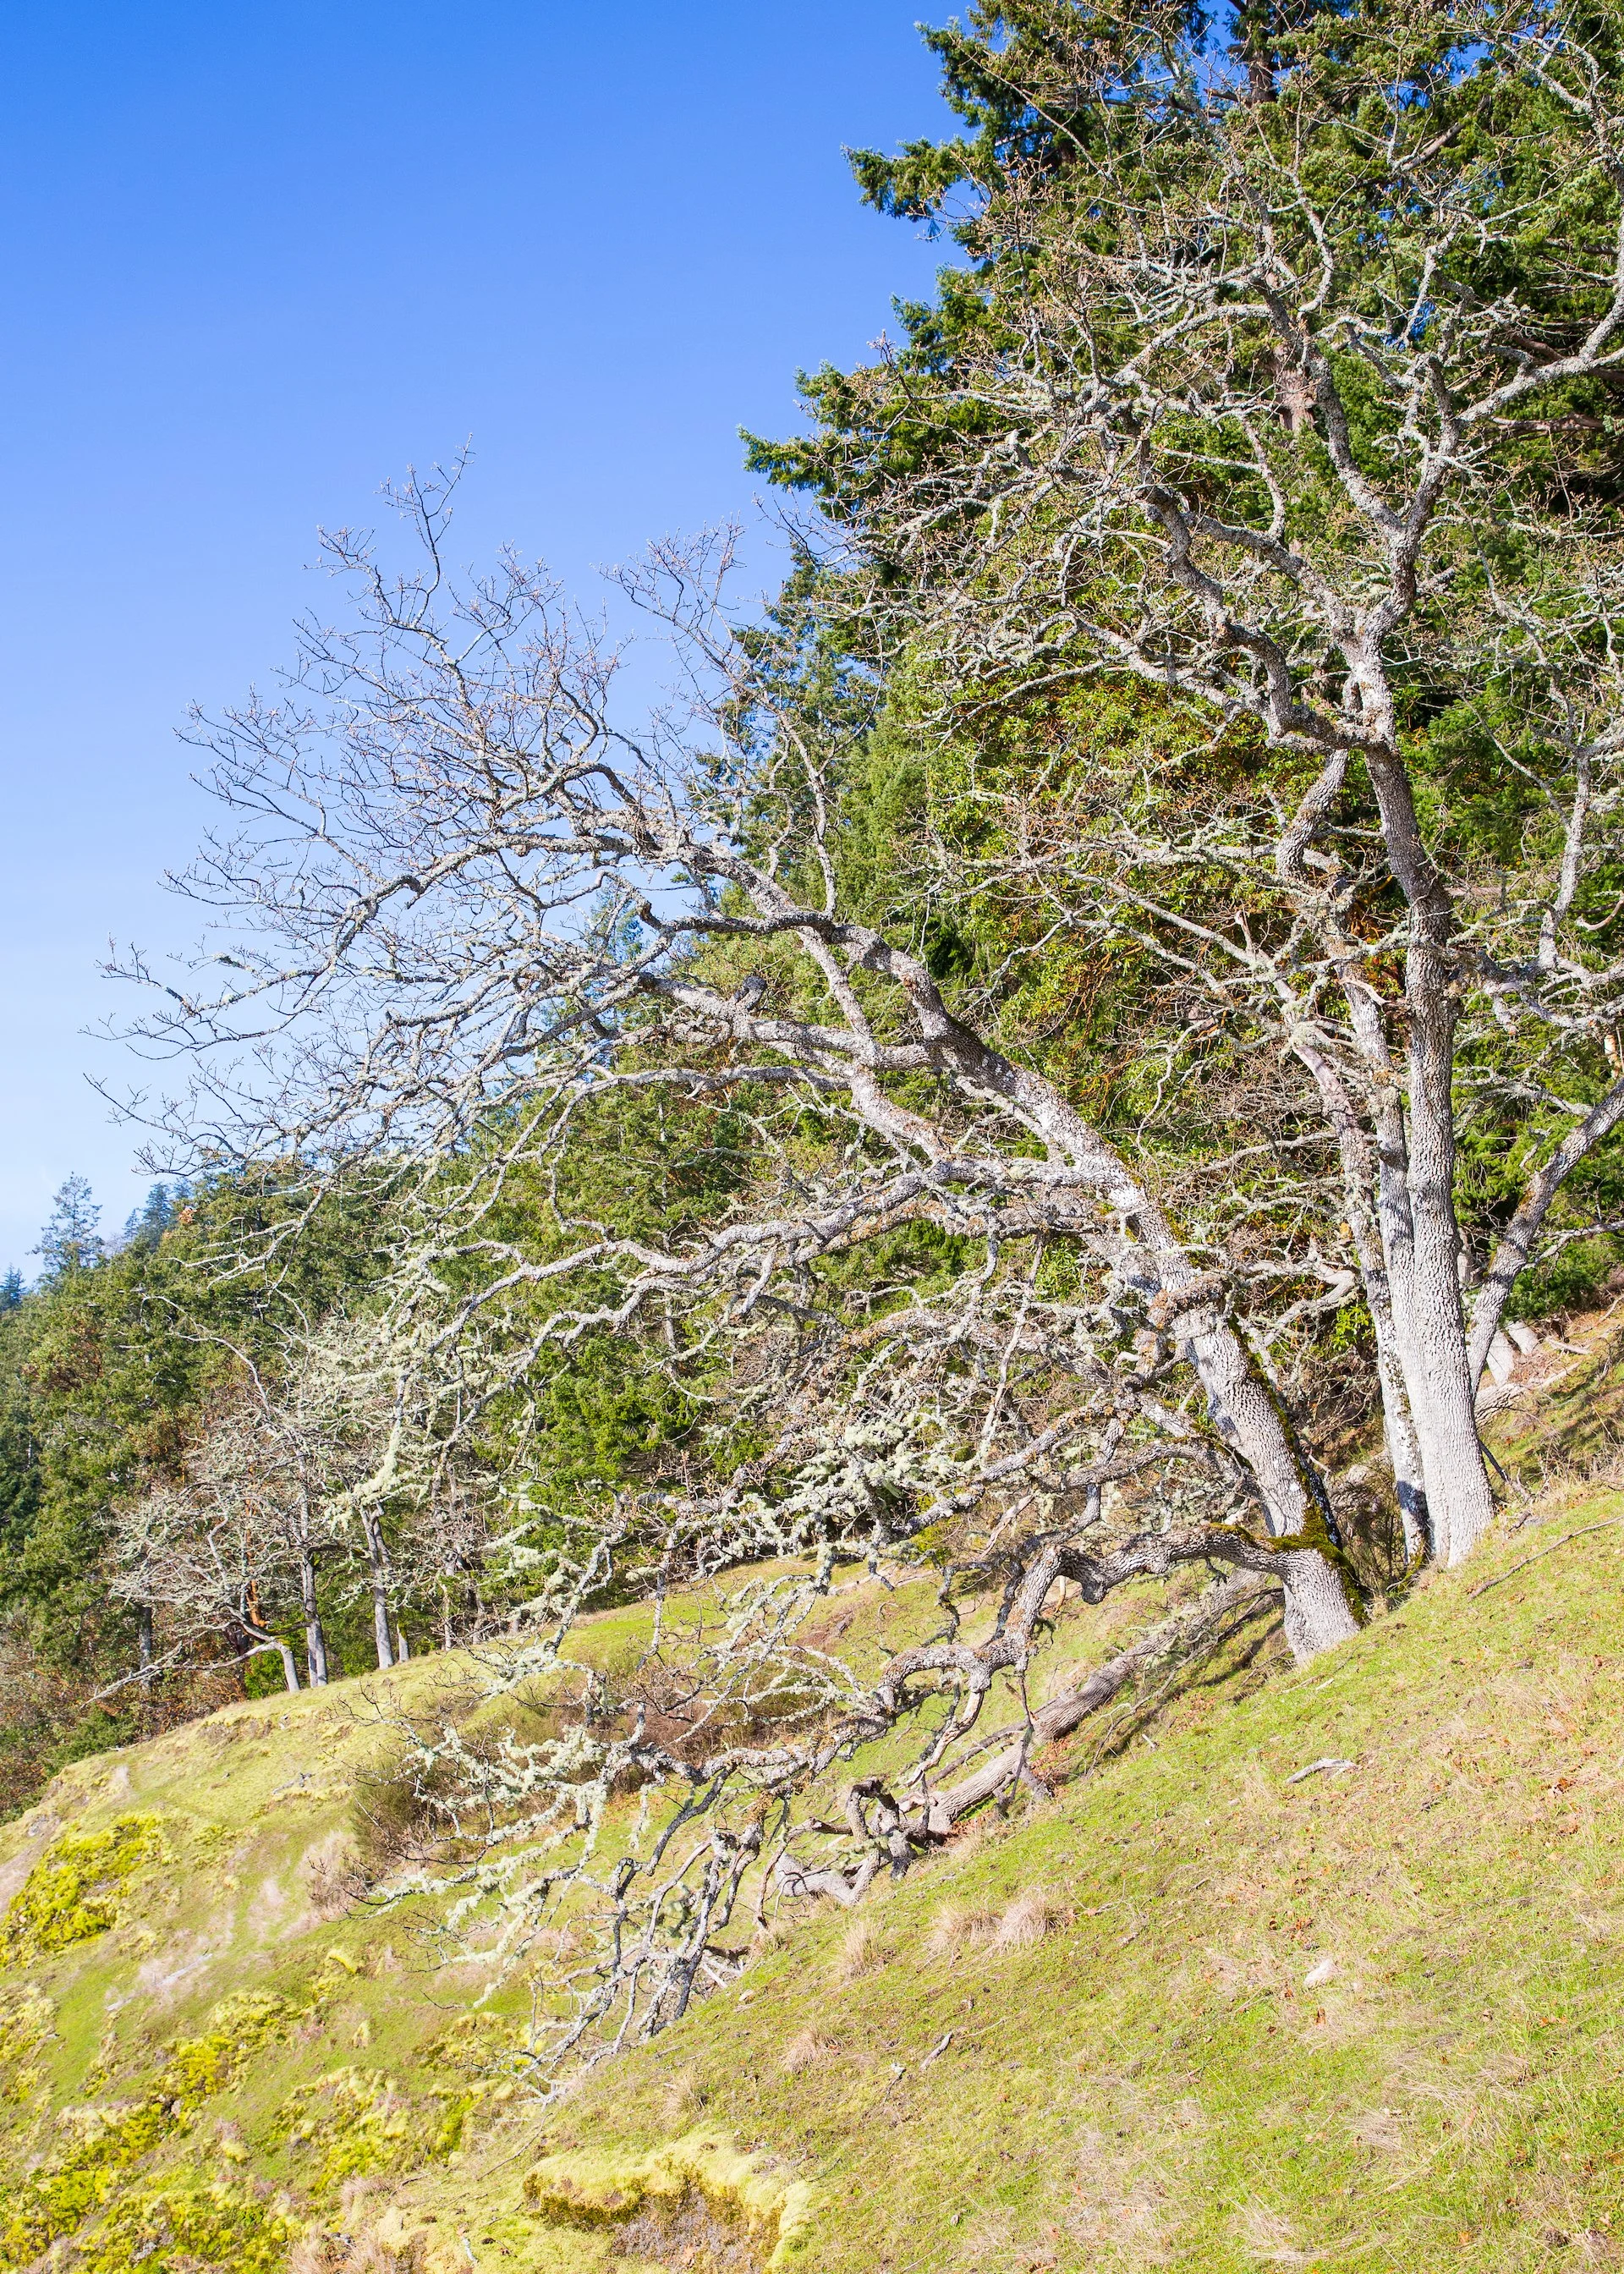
<box><xmin>68</xmin><ymin>2176</ymin><xmax>302</xmax><ymax>2274</ymax></box>
<box><xmin>0</xmin><ymin>1986</ymin><xmax>297</xmax><ymax>2264</ymax></box>
<box><xmin>522</xmin><ymin>2130</ymin><xmax>814</xmax><ymax>2268</ymax></box>
<box><xmin>0</xmin><ymin>1985</ymin><xmax>53</xmax><ymax>2127</ymax></box>
<box><xmin>419</xmin><ymin>2008</ymin><xmax>524</xmax><ymax>2081</ymax></box>
<box><xmin>274</xmin><ymin>2064</ymin><xmax>470</xmax><ymax>2194</ymax></box>
<box><xmin>2</xmin><ymin>1813</ymin><xmax>162</xmax><ymax>1958</ymax></box>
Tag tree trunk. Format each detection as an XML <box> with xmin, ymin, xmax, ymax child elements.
<box><xmin>1359</xmin><ymin>750</ymin><xmax>1497</xmax><ymax>1567</ymax></box>
<box><xmin>241</xmin><ymin>1576</ymin><xmax>300</xmax><ymax>1694</ymax></box>
<box><xmin>920</xmin><ymin>992</ymin><xmax>1361</xmax><ymax>1660</ymax></box>
<box><xmin>1379</xmin><ymin>1362</ymin><xmax>1429</xmax><ymax>1564</ymax></box>
<box><xmin>136</xmin><ymin>1600</ymin><xmax>156</xmax><ymax>1689</ymax></box>
<box><xmin>1399</xmin><ymin>1004</ymin><xmax>1496</xmax><ymax>1565</ymax></box>
<box><xmin>361</xmin><ymin>1508</ymin><xmax>395</xmax><ymax>1669</ymax></box>
<box><xmin>239</xmin><ymin>1626</ymin><xmax>301</xmax><ymax>1693</ymax></box>
<box><xmin>296</xmin><ymin>1491</ymin><xmax>329</xmax><ymax>1685</ymax></box>
<box><xmin>1288</xmin><ymin>1019</ymin><xmax>1429</xmax><ymax>1557</ymax></box>
<box><xmin>300</xmin><ymin>1551</ymin><xmax>329</xmax><ymax>1685</ymax></box>
<box><xmin>1169</xmin><ymin>1310</ymin><xmax>1359</xmax><ymax>1658</ymax></box>
<box><xmin>1384</xmin><ymin>1210</ymin><xmax>1495</xmax><ymax>1567</ymax></box>
<box><xmin>921</xmin><ymin>1570</ymin><xmax>1280</xmax><ymax>1829</ymax></box>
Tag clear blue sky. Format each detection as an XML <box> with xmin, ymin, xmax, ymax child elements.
<box><xmin>0</xmin><ymin>2</ymin><xmax>952</xmax><ymax>1273</ymax></box>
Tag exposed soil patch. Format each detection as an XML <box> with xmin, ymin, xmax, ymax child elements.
<box><xmin>611</xmin><ymin>2190</ymin><xmax>763</xmax><ymax>2271</ymax></box>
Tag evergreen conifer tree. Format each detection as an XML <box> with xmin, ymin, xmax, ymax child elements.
<box><xmin>33</xmin><ymin>1176</ymin><xmax>103</xmax><ymax>1280</ymax></box>
<box><xmin>122</xmin><ymin>1184</ymin><xmax>179</xmax><ymax>1252</ymax></box>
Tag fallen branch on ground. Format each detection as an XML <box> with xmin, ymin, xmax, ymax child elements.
<box><xmin>913</xmin><ymin>1570</ymin><xmax>1282</xmax><ymax>1833</ymax></box>
<box><xmin>1467</xmin><ymin>1519</ymin><xmax>1624</xmax><ymax>1600</ymax></box>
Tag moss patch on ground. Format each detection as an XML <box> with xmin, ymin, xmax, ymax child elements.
<box><xmin>3</xmin><ymin>1812</ymin><xmax>163</xmax><ymax>1959</ymax></box>
<box><xmin>0</xmin><ymin>1648</ymin><xmax>542</xmax><ymax>2273</ymax></box>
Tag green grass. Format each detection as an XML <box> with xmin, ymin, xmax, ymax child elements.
<box><xmin>462</xmin><ymin>1501</ymin><xmax>1624</xmax><ymax>2271</ymax></box>
<box><xmin>6</xmin><ymin>1489</ymin><xmax>1624</xmax><ymax>2270</ymax></box>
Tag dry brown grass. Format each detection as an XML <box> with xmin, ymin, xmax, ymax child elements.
<box><xmin>611</xmin><ymin>2192</ymin><xmax>764</xmax><ymax>2272</ymax></box>
<box><xmin>661</xmin><ymin>2064</ymin><xmax>705</xmax><ymax>2126</ymax></box>
<box><xmin>1232</xmin><ymin>2200</ymin><xmax>1312</xmax><ymax>2265</ymax></box>
<box><xmin>924</xmin><ymin>1899</ymin><xmax>996</xmax><ymax>1958</ymax></box>
<box><xmin>288</xmin><ymin>2230</ymin><xmax>422</xmax><ymax>2274</ymax></box>
<box><xmin>832</xmin><ymin>1917</ymin><xmax>889</xmax><ymax>1981</ymax></box>
<box><xmin>781</xmin><ymin>2026</ymin><xmax>836</xmax><ymax>2074</ymax></box>
<box><xmin>346</xmin><ymin>2242</ymin><xmax>422</xmax><ymax>2274</ymax></box>
<box><xmin>1052</xmin><ymin>2090</ymin><xmax>1211</xmax><ymax>2271</ymax></box>
<box><xmin>995</xmin><ymin>1887</ymin><xmax>1061</xmax><ymax>1948</ymax></box>
<box><xmin>1349</xmin><ymin>2106</ymin><xmax>1404</xmax><ymax>2153</ymax></box>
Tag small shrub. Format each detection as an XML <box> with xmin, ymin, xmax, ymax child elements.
<box><xmin>348</xmin><ymin>1730</ymin><xmax>492</xmax><ymax>1875</ymax></box>
<box><xmin>347</xmin><ymin>1742</ymin><xmax>442</xmax><ymax>1874</ymax></box>
<box><xmin>301</xmin><ymin>1831</ymin><xmax>368</xmax><ymax>1920</ymax></box>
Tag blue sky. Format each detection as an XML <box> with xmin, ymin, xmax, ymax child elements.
<box><xmin>0</xmin><ymin>2</ymin><xmax>952</xmax><ymax>1272</ymax></box>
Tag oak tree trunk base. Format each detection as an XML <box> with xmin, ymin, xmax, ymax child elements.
<box><xmin>1280</xmin><ymin>1549</ymin><xmax>1361</xmax><ymax>1662</ymax></box>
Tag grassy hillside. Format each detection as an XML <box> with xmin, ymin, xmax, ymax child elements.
<box><xmin>5</xmin><ymin>1470</ymin><xmax>1624</xmax><ymax>2271</ymax></box>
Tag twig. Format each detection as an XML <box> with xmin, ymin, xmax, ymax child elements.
<box><xmin>1479</xmin><ymin>1437</ymin><xmax>1513</xmax><ymax>1486</ymax></box>
<box><xmin>1466</xmin><ymin>1517</ymin><xmax>1624</xmax><ymax>1599</ymax></box>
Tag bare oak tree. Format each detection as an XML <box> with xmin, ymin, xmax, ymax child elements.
<box><xmin>114</xmin><ymin>476</ymin><xmax>1359</xmax><ymax>1661</ymax></box>
<box><xmin>110</xmin><ymin>1366</ymin><xmax>337</xmax><ymax>1695</ymax></box>
<box><xmin>100</xmin><ymin>470</ymin><xmax>1378</xmax><ymax>2083</ymax></box>
<box><xmin>108</xmin><ymin>1325</ymin><xmax>468</xmax><ymax>1689</ymax></box>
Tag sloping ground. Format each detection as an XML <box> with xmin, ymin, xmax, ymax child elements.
<box><xmin>0</xmin><ymin>1645</ymin><xmax>524</xmax><ymax>2274</ymax></box>
<box><xmin>6</xmin><ymin>1474</ymin><xmax>1624</xmax><ymax>2269</ymax></box>
<box><xmin>459</xmin><ymin>1497</ymin><xmax>1624</xmax><ymax>2273</ymax></box>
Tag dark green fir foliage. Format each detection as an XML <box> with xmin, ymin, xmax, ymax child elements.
<box><xmin>31</xmin><ymin>1176</ymin><xmax>103</xmax><ymax>1282</ymax></box>
<box><xmin>420</xmin><ymin>1077</ymin><xmax>771</xmax><ymax>1535</ymax></box>
<box><xmin>741</xmin><ymin>0</ymin><xmax>1624</xmax><ymax>1552</ymax></box>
